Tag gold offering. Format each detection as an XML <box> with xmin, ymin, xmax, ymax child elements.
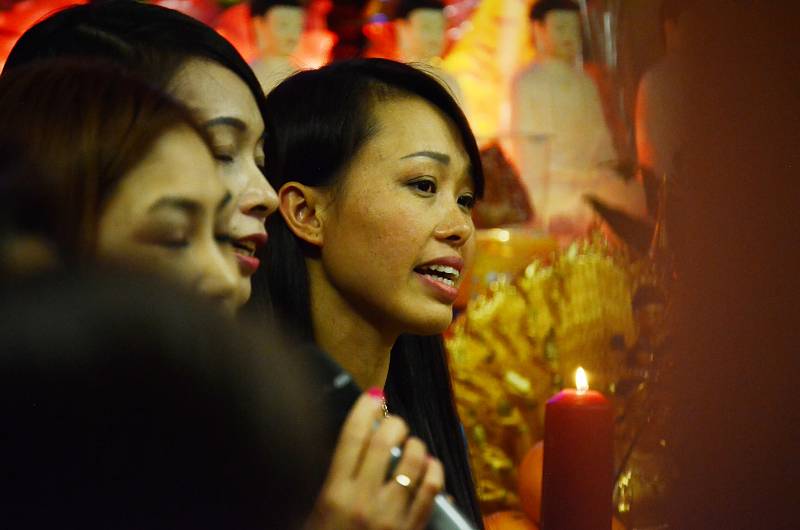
<box><xmin>448</xmin><ymin>231</ymin><xmax>648</xmax><ymax>514</ymax></box>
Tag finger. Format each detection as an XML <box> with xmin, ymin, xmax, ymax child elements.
<box><xmin>326</xmin><ymin>392</ymin><xmax>386</xmax><ymax>483</ymax></box>
<box><xmin>386</xmin><ymin>436</ymin><xmax>428</xmax><ymax>502</ymax></box>
<box><xmin>354</xmin><ymin>414</ymin><xmax>409</xmax><ymax>491</ymax></box>
<box><xmin>406</xmin><ymin>457</ymin><xmax>445</xmax><ymax>530</ymax></box>
<box><xmin>356</xmin><ymin>437</ymin><xmax>429</xmax><ymax>529</ymax></box>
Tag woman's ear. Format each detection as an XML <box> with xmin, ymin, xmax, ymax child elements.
<box><xmin>278</xmin><ymin>182</ymin><xmax>328</xmax><ymax>247</ymax></box>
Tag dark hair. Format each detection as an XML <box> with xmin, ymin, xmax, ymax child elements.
<box><xmin>0</xmin><ymin>270</ymin><xmax>324</xmax><ymax>529</ymax></box>
<box><xmin>0</xmin><ymin>59</ymin><xmax>209</xmax><ymax>259</ymax></box>
<box><xmin>250</xmin><ymin>0</ymin><xmax>303</xmax><ymax>18</ymax></box>
<box><xmin>0</xmin><ymin>143</ymin><xmax>50</xmax><ymax>243</ymax></box>
<box><xmin>529</xmin><ymin>0</ymin><xmax>580</xmax><ymax>22</ymax></box>
<box><xmin>0</xmin><ymin>144</ymin><xmax>59</xmax><ymax>282</ymax></box>
<box><xmin>396</xmin><ymin>0</ymin><xmax>445</xmax><ymax>20</ymax></box>
<box><xmin>254</xmin><ymin>58</ymin><xmax>484</xmax><ymax>526</ymax></box>
<box><xmin>3</xmin><ymin>0</ymin><xmax>267</xmax><ymax>125</ymax></box>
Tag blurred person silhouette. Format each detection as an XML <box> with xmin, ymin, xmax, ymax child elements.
<box><xmin>0</xmin><ymin>270</ymin><xmax>325</xmax><ymax>530</ymax></box>
<box><xmin>662</xmin><ymin>1</ymin><xmax>800</xmax><ymax>528</ymax></box>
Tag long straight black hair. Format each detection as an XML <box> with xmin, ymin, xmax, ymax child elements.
<box><xmin>254</xmin><ymin>58</ymin><xmax>485</xmax><ymax>526</ymax></box>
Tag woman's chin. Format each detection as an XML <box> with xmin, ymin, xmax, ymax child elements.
<box><xmin>403</xmin><ymin>308</ymin><xmax>454</xmax><ymax>336</ymax></box>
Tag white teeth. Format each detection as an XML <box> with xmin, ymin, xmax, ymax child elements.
<box><xmin>424</xmin><ymin>264</ymin><xmax>460</xmax><ymax>279</ymax></box>
<box><xmin>234</xmin><ymin>242</ymin><xmax>256</xmax><ymax>256</ymax></box>
<box><xmin>423</xmin><ymin>274</ymin><xmax>455</xmax><ymax>287</ymax></box>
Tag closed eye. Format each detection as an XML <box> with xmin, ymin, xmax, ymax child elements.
<box><xmin>213</xmin><ymin>154</ymin><xmax>234</xmax><ymax>164</ymax></box>
<box><xmin>159</xmin><ymin>239</ymin><xmax>189</xmax><ymax>250</ymax></box>
<box><xmin>215</xmin><ymin>233</ymin><xmax>234</xmax><ymax>246</ymax></box>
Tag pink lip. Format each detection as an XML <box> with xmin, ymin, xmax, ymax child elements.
<box><xmin>416</xmin><ymin>272</ymin><xmax>460</xmax><ymax>304</ymax></box>
<box><xmin>236</xmin><ymin>254</ymin><xmax>261</xmax><ymax>274</ymax></box>
<box><xmin>415</xmin><ymin>255</ymin><xmax>464</xmax><ymax>273</ymax></box>
<box><xmin>237</xmin><ymin>232</ymin><xmax>268</xmax><ymax>249</ymax></box>
<box><xmin>414</xmin><ymin>255</ymin><xmax>464</xmax><ymax>304</ymax></box>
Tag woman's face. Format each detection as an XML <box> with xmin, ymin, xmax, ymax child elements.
<box><xmin>96</xmin><ymin>125</ymin><xmax>243</xmax><ymax>313</ymax></box>
<box><xmin>169</xmin><ymin>59</ymin><xmax>279</xmax><ymax>304</ymax></box>
<box><xmin>317</xmin><ymin>96</ymin><xmax>476</xmax><ymax>336</ymax></box>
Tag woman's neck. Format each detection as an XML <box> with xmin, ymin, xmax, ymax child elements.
<box><xmin>307</xmin><ymin>262</ymin><xmax>397</xmax><ymax>390</ymax></box>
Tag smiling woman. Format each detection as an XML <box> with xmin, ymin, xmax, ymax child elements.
<box><xmin>258</xmin><ymin>58</ymin><xmax>485</xmax><ymax>529</ymax></box>
<box><xmin>4</xmin><ymin>1</ymin><xmax>279</xmax><ymax>308</ymax></box>
<box><xmin>0</xmin><ymin>59</ymin><xmax>242</xmax><ymax>311</ymax></box>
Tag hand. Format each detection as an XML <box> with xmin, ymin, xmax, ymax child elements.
<box><xmin>305</xmin><ymin>392</ymin><xmax>445</xmax><ymax>530</ymax></box>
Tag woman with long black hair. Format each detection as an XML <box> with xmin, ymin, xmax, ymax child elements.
<box><xmin>4</xmin><ymin>5</ymin><xmax>449</xmax><ymax>528</ymax></box>
<box><xmin>257</xmin><ymin>58</ymin><xmax>485</xmax><ymax>528</ymax></box>
<box><xmin>4</xmin><ymin>1</ymin><xmax>277</xmax><ymax>308</ymax></box>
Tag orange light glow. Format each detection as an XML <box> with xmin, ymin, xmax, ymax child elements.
<box><xmin>575</xmin><ymin>367</ymin><xmax>589</xmax><ymax>394</ymax></box>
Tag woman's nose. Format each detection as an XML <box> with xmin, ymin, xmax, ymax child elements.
<box><xmin>194</xmin><ymin>243</ymin><xmax>239</xmax><ymax>308</ymax></box>
<box><xmin>433</xmin><ymin>203</ymin><xmax>474</xmax><ymax>246</ymax></box>
<box><xmin>240</xmin><ymin>168</ymin><xmax>279</xmax><ymax>221</ymax></box>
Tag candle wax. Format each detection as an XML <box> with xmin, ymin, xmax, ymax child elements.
<box><xmin>541</xmin><ymin>388</ymin><xmax>614</xmax><ymax>530</ymax></box>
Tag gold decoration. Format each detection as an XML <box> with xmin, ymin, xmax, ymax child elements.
<box><xmin>447</xmin><ymin>233</ymin><xmax>642</xmax><ymax>512</ymax></box>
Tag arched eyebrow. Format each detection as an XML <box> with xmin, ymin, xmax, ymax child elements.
<box><xmin>148</xmin><ymin>197</ymin><xmax>199</xmax><ymax>215</ymax></box>
<box><xmin>400</xmin><ymin>151</ymin><xmax>451</xmax><ymax>165</ymax></box>
<box><xmin>146</xmin><ymin>193</ymin><xmax>232</xmax><ymax>215</ymax></box>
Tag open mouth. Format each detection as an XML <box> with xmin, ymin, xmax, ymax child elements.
<box><xmin>414</xmin><ymin>264</ymin><xmax>460</xmax><ymax>288</ymax></box>
<box><xmin>233</xmin><ymin>240</ymin><xmax>256</xmax><ymax>257</ymax></box>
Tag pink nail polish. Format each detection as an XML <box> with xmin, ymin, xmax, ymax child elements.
<box><xmin>366</xmin><ymin>387</ymin><xmax>385</xmax><ymax>400</ymax></box>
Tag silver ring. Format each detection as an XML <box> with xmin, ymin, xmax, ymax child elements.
<box><xmin>394</xmin><ymin>473</ymin><xmax>412</xmax><ymax>488</ymax></box>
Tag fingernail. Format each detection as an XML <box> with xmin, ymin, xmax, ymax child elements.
<box><xmin>366</xmin><ymin>387</ymin><xmax>385</xmax><ymax>400</ymax></box>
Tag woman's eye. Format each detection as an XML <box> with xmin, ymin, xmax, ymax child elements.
<box><xmin>159</xmin><ymin>239</ymin><xmax>189</xmax><ymax>250</ymax></box>
<box><xmin>458</xmin><ymin>193</ymin><xmax>476</xmax><ymax>210</ymax></box>
<box><xmin>410</xmin><ymin>179</ymin><xmax>437</xmax><ymax>194</ymax></box>
<box><xmin>213</xmin><ymin>153</ymin><xmax>234</xmax><ymax>164</ymax></box>
<box><xmin>215</xmin><ymin>233</ymin><xmax>234</xmax><ymax>246</ymax></box>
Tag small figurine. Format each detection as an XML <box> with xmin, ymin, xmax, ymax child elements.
<box><xmin>395</xmin><ymin>0</ymin><xmax>463</xmax><ymax>104</ymax></box>
<box><xmin>511</xmin><ymin>0</ymin><xmax>644</xmax><ymax>240</ymax></box>
<box><xmin>249</xmin><ymin>0</ymin><xmax>305</xmax><ymax>93</ymax></box>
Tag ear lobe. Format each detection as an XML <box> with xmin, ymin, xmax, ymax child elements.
<box><xmin>278</xmin><ymin>182</ymin><xmax>326</xmax><ymax>247</ymax></box>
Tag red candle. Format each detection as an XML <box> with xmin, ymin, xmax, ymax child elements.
<box><xmin>541</xmin><ymin>367</ymin><xmax>614</xmax><ymax>530</ymax></box>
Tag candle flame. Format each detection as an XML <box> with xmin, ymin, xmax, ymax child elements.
<box><xmin>575</xmin><ymin>367</ymin><xmax>589</xmax><ymax>394</ymax></box>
